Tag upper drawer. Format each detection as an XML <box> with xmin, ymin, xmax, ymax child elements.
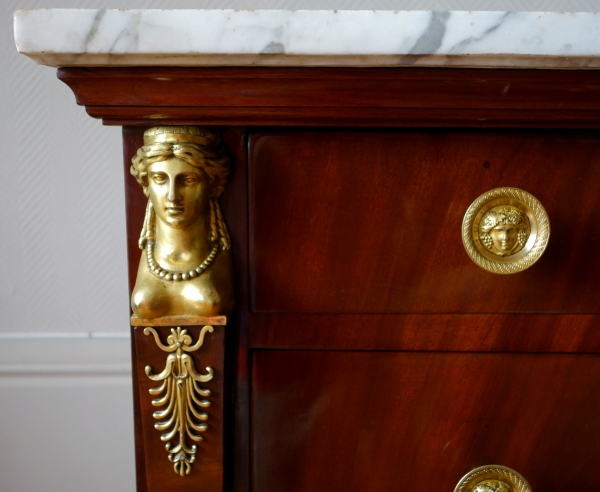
<box><xmin>249</xmin><ymin>130</ymin><xmax>600</xmax><ymax>313</ymax></box>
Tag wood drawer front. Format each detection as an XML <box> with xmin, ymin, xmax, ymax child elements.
<box><xmin>251</xmin><ymin>351</ymin><xmax>600</xmax><ymax>492</ymax></box>
<box><xmin>249</xmin><ymin>130</ymin><xmax>600</xmax><ymax>313</ymax></box>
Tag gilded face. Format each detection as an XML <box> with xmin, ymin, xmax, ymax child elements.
<box><xmin>147</xmin><ymin>158</ymin><xmax>210</xmax><ymax>229</ymax></box>
<box><xmin>473</xmin><ymin>480</ymin><xmax>512</xmax><ymax>492</ymax></box>
<box><xmin>479</xmin><ymin>205</ymin><xmax>530</xmax><ymax>257</ymax></box>
<box><xmin>489</xmin><ymin>224</ymin><xmax>519</xmax><ymax>252</ymax></box>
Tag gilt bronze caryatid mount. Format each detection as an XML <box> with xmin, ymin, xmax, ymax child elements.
<box><xmin>130</xmin><ymin>126</ymin><xmax>233</xmax><ymax>319</ymax></box>
<box><xmin>129</xmin><ymin>126</ymin><xmax>233</xmax><ymax>477</ymax></box>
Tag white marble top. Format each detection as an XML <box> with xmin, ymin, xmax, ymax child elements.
<box><xmin>14</xmin><ymin>9</ymin><xmax>600</xmax><ymax>69</ymax></box>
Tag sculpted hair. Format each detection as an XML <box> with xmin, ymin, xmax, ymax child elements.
<box><xmin>130</xmin><ymin>128</ymin><xmax>230</xmax><ymax>197</ymax></box>
<box><xmin>479</xmin><ymin>207</ymin><xmax>529</xmax><ymax>253</ymax></box>
<box><xmin>480</xmin><ymin>207</ymin><xmax>528</xmax><ymax>232</ymax></box>
<box><xmin>131</xmin><ymin>127</ymin><xmax>231</xmax><ymax>251</ymax></box>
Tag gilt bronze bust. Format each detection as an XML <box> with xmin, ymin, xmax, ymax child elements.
<box><xmin>130</xmin><ymin>126</ymin><xmax>233</xmax><ymax>318</ymax></box>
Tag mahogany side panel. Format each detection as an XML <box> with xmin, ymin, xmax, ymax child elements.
<box><xmin>219</xmin><ymin>129</ymin><xmax>251</xmax><ymax>492</ymax></box>
<box><xmin>57</xmin><ymin>67</ymin><xmax>600</xmax><ymax>127</ymax></box>
<box><xmin>123</xmin><ymin>127</ymin><xmax>148</xmax><ymax>491</ymax></box>
<box><xmin>123</xmin><ymin>127</ymin><xmax>146</xmax><ymax>294</ymax></box>
<box><xmin>252</xmin><ymin>351</ymin><xmax>600</xmax><ymax>492</ymax></box>
<box><xmin>248</xmin><ymin>313</ymin><xmax>600</xmax><ymax>353</ymax></box>
<box><xmin>250</xmin><ymin>130</ymin><xmax>600</xmax><ymax>314</ymax></box>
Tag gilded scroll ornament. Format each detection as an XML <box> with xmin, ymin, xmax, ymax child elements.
<box><xmin>144</xmin><ymin>325</ymin><xmax>215</xmax><ymax>476</ymax></box>
<box><xmin>462</xmin><ymin>187</ymin><xmax>550</xmax><ymax>274</ymax></box>
<box><xmin>454</xmin><ymin>465</ymin><xmax>532</xmax><ymax>492</ymax></box>
<box><xmin>130</xmin><ymin>126</ymin><xmax>233</xmax><ymax>318</ymax></box>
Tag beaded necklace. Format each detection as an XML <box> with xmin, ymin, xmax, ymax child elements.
<box><xmin>146</xmin><ymin>242</ymin><xmax>219</xmax><ymax>281</ymax></box>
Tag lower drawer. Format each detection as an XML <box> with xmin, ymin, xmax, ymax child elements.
<box><xmin>251</xmin><ymin>351</ymin><xmax>600</xmax><ymax>491</ymax></box>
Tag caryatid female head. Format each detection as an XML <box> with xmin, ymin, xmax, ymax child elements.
<box><xmin>131</xmin><ymin>126</ymin><xmax>231</xmax><ymax>259</ymax></box>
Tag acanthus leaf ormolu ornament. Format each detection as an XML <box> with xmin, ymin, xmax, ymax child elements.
<box><xmin>462</xmin><ymin>187</ymin><xmax>550</xmax><ymax>274</ymax></box>
<box><xmin>144</xmin><ymin>325</ymin><xmax>215</xmax><ymax>476</ymax></box>
<box><xmin>130</xmin><ymin>126</ymin><xmax>233</xmax><ymax>318</ymax></box>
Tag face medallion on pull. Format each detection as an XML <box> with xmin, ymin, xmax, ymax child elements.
<box><xmin>454</xmin><ymin>465</ymin><xmax>532</xmax><ymax>492</ymax></box>
<box><xmin>462</xmin><ymin>187</ymin><xmax>550</xmax><ymax>274</ymax></box>
<box><xmin>473</xmin><ymin>480</ymin><xmax>513</xmax><ymax>492</ymax></box>
<box><xmin>479</xmin><ymin>205</ymin><xmax>530</xmax><ymax>257</ymax></box>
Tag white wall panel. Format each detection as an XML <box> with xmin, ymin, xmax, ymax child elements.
<box><xmin>0</xmin><ymin>381</ymin><xmax>135</xmax><ymax>492</ymax></box>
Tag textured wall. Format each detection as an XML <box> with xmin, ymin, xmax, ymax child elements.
<box><xmin>2</xmin><ymin>1</ymin><xmax>599</xmax><ymax>491</ymax></box>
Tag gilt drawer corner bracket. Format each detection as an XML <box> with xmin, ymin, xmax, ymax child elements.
<box><xmin>144</xmin><ymin>325</ymin><xmax>217</xmax><ymax>476</ymax></box>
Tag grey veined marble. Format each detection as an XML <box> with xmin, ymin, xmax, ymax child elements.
<box><xmin>13</xmin><ymin>9</ymin><xmax>600</xmax><ymax>68</ymax></box>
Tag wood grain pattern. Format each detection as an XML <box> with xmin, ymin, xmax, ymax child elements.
<box><xmin>248</xmin><ymin>313</ymin><xmax>600</xmax><ymax>353</ymax></box>
<box><xmin>130</xmin><ymin>321</ymin><xmax>148</xmax><ymax>492</ymax></box>
<box><xmin>252</xmin><ymin>351</ymin><xmax>600</xmax><ymax>492</ymax></box>
<box><xmin>218</xmin><ymin>129</ymin><xmax>251</xmax><ymax>492</ymax></box>
<box><xmin>123</xmin><ymin>127</ymin><xmax>146</xmax><ymax>296</ymax></box>
<box><xmin>250</xmin><ymin>130</ymin><xmax>600</xmax><ymax>314</ymax></box>
<box><xmin>58</xmin><ymin>67</ymin><xmax>600</xmax><ymax>108</ymax></box>
<box><xmin>123</xmin><ymin>127</ymin><xmax>148</xmax><ymax>492</ymax></box>
<box><xmin>58</xmin><ymin>67</ymin><xmax>600</xmax><ymax>127</ymax></box>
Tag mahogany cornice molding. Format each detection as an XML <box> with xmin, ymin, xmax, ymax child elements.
<box><xmin>58</xmin><ymin>67</ymin><xmax>600</xmax><ymax>128</ymax></box>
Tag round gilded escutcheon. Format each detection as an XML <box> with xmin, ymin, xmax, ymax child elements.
<box><xmin>454</xmin><ymin>465</ymin><xmax>532</xmax><ymax>492</ymax></box>
<box><xmin>462</xmin><ymin>187</ymin><xmax>550</xmax><ymax>274</ymax></box>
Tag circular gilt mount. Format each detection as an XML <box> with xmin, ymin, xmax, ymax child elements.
<box><xmin>462</xmin><ymin>187</ymin><xmax>550</xmax><ymax>274</ymax></box>
<box><xmin>454</xmin><ymin>465</ymin><xmax>532</xmax><ymax>492</ymax></box>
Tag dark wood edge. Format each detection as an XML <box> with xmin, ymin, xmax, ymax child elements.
<box><xmin>129</xmin><ymin>326</ymin><xmax>148</xmax><ymax>492</ymax></box>
<box><xmin>130</xmin><ymin>315</ymin><xmax>227</xmax><ymax>326</ymax></box>
<box><xmin>95</xmin><ymin>108</ymin><xmax>600</xmax><ymax>128</ymax></box>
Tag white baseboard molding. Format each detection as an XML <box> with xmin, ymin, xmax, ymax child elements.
<box><xmin>0</xmin><ymin>337</ymin><xmax>132</xmax><ymax>383</ymax></box>
<box><xmin>0</xmin><ymin>331</ymin><xmax>130</xmax><ymax>339</ymax></box>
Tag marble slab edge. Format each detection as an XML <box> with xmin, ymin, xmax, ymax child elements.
<box><xmin>13</xmin><ymin>53</ymin><xmax>600</xmax><ymax>69</ymax></box>
<box><xmin>14</xmin><ymin>9</ymin><xmax>600</xmax><ymax>69</ymax></box>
